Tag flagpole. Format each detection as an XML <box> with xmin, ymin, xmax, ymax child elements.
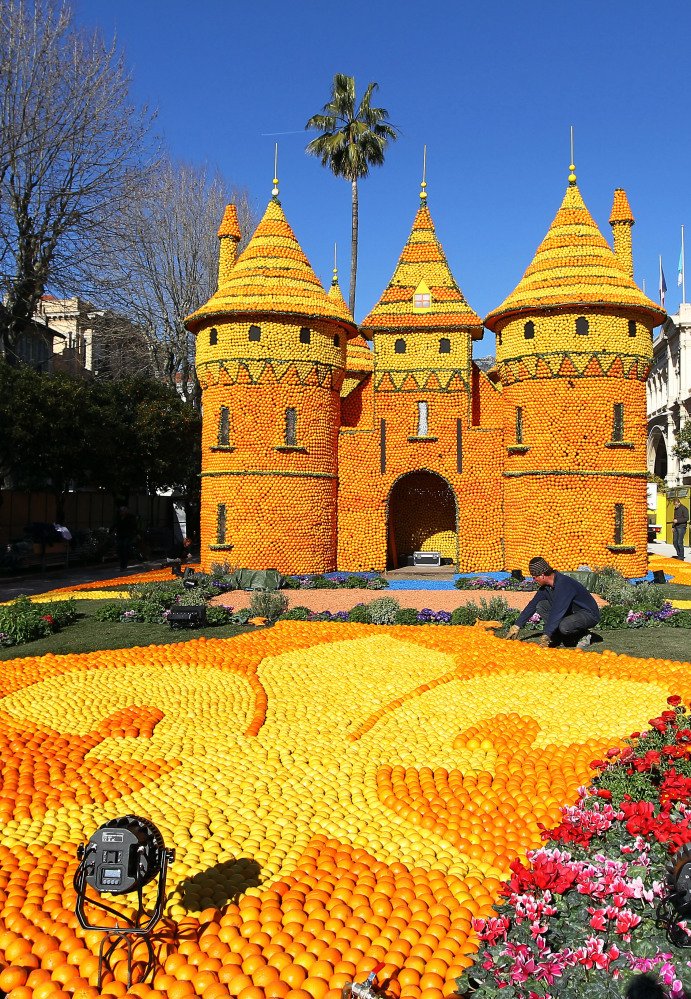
<box><xmin>683</xmin><ymin>225</ymin><xmax>686</xmax><ymax>304</ymax></box>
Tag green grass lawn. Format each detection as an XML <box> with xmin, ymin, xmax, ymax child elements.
<box><xmin>0</xmin><ymin>600</ymin><xmax>251</xmax><ymax>659</ymax></box>
<box><xmin>1</xmin><ymin>581</ymin><xmax>690</xmax><ymax>662</ymax></box>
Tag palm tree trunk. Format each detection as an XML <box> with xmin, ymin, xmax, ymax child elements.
<box><xmin>350</xmin><ymin>178</ymin><xmax>358</xmax><ymax>316</ymax></box>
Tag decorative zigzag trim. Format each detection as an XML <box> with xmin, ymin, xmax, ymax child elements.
<box><xmin>497</xmin><ymin>352</ymin><xmax>648</xmax><ymax>385</ymax></box>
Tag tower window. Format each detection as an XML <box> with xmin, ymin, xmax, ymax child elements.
<box><xmin>515</xmin><ymin>406</ymin><xmax>524</xmax><ymax>444</ymax></box>
<box><xmin>524</xmin><ymin>320</ymin><xmax>535</xmax><ymax>339</ymax></box>
<box><xmin>612</xmin><ymin>402</ymin><xmax>624</xmax><ymax>441</ymax></box>
<box><xmin>497</xmin><ymin>331</ymin><xmax>503</xmax><ymax>347</ymax></box>
<box><xmin>614</xmin><ymin>503</ymin><xmax>624</xmax><ymax>545</ymax></box>
<box><xmin>394</xmin><ymin>338</ymin><xmax>406</xmax><ymax>354</ymax></box>
<box><xmin>209</xmin><ymin>328</ymin><xmax>218</xmax><ymax>346</ymax></box>
<box><xmin>217</xmin><ymin>504</ymin><xmax>227</xmax><ymax>545</ymax></box>
<box><xmin>575</xmin><ymin>317</ymin><xmax>589</xmax><ymax>336</ymax></box>
<box><xmin>285</xmin><ymin>407</ymin><xmax>297</xmax><ymax>447</ymax></box>
<box><xmin>416</xmin><ymin>401</ymin><xmax>429</xmax><ymax>437</ymax></box>
<box><xmin>439</xmin><ymin>338</ymin><xmax>451</xmax><ymax>354</ymax></box>
<box><xmin>248</xmin><ymin>324</ymin><xmax>261</xmax><ymax>342</ymax></box>
<box><xmin>333</xmin><ymin>334</ymin><xmax>340</xmax><ymax>347</ymax></box>
<box><xmin>628</xmin><ymin>319</ymin><xmax>636</xmax><ymax>338</ymax></box>
<box><xmin>218</xmin><ymin>406</ymin><xmax>230</xmax><ymax>446</ymax></box>
<box><xmin>299</xmin><ymin>327</ymin><xmax>311</xmax><ymax>344</ymax></box>
<box><xmin>413</xmin><ymin>292</ymin><xmax>431</xmax><ymax>308</ymax></box>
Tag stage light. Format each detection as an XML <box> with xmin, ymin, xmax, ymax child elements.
<box><xmin>658</xmin><ymin>846</ymin><xmax>691</xmax><ymax>947</ymax></box>
<box><xmin>75</xmin><ymin>815</ymin><xmax>174</xmax><ymax>986</ymax></box>
<box><xmin>652</xmin><ymin>570</ymin><xmax>667</xmax><ymax>585</ymax></box>
<box><xmin>510</xmin><ymin>569</ymin><xmax>524</xmax><ymax>581</ymax></box>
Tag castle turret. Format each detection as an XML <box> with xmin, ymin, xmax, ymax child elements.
<box><xmin>217</xmin><ymin>204</ymin><xmax>241</xmax><ymax>288</ymax></box>
<box><xmin>186</xmin><ymin>190</ymin><xmax>357</xmax><ymax>573</ymax></box>
<box><xmin>485</xmin><ymin>166</ymin><xmax>666</xmax><ymax>575</ymax></box>
<box><xmin>609</xmin><ymin>188</ymin><xmax>635</xmax><ymax>279</ymax></box>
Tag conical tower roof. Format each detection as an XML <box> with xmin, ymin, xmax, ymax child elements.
<box><xmin>361</xmin><ymin>200</ymin><xmax>483</xmax><ymax>338</ymax></box>
<box><xmin>485</xmin><ymin>179</ymin><xmax>666</xmax><ymax>330</ymax></box>
<box><xmin>186</xmin><ymin>199</ymin><xmax>357</xmax><ymax>333</ymax></box>
<box><xmin>327</xmin><ymin>267</ymin><xmax>349</xmax><ymax>311</ymax></box>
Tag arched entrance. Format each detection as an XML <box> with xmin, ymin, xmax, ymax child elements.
<box><xmin>648</xmin><ymin>427</ymin><xmax>668</xmax><ymax>480</ymax></box>
<box><xmin>387</xmin><ymin>471</ymin><xmax>458</xmax><ymax>569</ymax></box>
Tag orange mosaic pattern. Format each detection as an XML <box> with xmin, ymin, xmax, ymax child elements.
<box><xmin>0</xmin><ymin>623</ymin><xmax>688</xmax><ymax>999</ymax></box>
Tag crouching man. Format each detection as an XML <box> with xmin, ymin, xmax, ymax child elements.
<box><xmin>506</xmin><ymin>556</ymin><xmax>600</xmax><ymax>649</ymax></box>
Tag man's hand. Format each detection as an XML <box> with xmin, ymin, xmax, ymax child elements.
<box><xmin>536</xmin><ymin>633</ymin><xmax>551</xmax><ymax>648</ymax></box>
<box><xmin>506</xmin><ymin>625</ymin><xmax>520</xmax><ymax>640</ymax></box>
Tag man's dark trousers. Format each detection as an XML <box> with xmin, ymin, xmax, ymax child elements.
<box><xmin>534</xmin><ymin>598</ymin><xmax>599</xmax><ymax>646</ymax></box>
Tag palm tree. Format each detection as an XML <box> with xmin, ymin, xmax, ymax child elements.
<box><xmin>305</xmin><ymin>74</ymin><xmax>398</xmax><ymax>315</ymax></box>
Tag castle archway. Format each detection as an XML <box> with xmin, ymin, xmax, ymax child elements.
<box><xmin>647</xmin><ymin>426</ymin><xmax>668</xmax><ymax>480</ymax></box>
<box><xmin>387</xmin><ymin>470</ymin><xmax>458</xmax><ymax>569</ymax></box>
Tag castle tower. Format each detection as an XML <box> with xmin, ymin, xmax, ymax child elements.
<box><xmin>186</xmin><ymin>192</ymin><xmax>357</xmax><ymax>573</ymax></box>
<box><xmin>609</xmin><ymin>188</ymin><xmax>635</xmax><ymax>279</ymax></box>
<box><xmin>485</xmin><ymin>166</ymin><xmax>666</xmax><ymax>576</ymax></box>
<box><xmin>336</xmin><ymin>184</ymin><xmax>503</xmax><ymax>571</ymax></box>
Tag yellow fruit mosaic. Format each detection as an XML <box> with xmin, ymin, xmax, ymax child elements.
<box><xmin>1</xmin><ymin>621</ymin><xmax>689</xmax><ymax>999</ymax></box>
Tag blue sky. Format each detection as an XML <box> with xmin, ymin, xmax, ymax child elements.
<box><xmin>78</xmin><ymin>0</ymin><xmax>690</xmax><ymax>353</ymax></box>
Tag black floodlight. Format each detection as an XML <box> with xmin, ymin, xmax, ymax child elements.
<box><xmin>78</xmin><ymin>815</ymin><xmax>168</xmax><ymax>895</ymax></box>
<box><xmin>75</xmin><ymin>816</ymin><xmax>175</xmax><ymax>987</ymax></box>
<box><xmin>510</xmin><ymin>569</ymin><xmax>524</xmax><ymax>581</ymax></box>
<box><xmin>657</xmin><ymin>846</ymin><xmax>691</xmax><ymax>948</ymax></box>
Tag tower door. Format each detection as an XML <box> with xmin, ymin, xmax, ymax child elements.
<box><xmin>387</xmin><ymin>471</ymin><xmax>458</xmax><ymax>569</ymax></box>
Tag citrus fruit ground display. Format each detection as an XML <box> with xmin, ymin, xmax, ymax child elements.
<box><xmin>0</xmin><ymin>622</ymin><xmax>689</xmax><ymax>999</ymax></box>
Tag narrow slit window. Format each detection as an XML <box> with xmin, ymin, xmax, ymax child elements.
<box><xmin>612</xmin><ymin>402</ymin><xmax>624</xmax><ymax>441</ymax></box>
<box><xmin>575</xmin><ymin>316</ymin><xmax>589</xmax><ymax>336</ymax></box>
<box><xmin>217</xmin><ymin>504</ymin><xmax>227</xmax><ymax>545</ymax></box>
<box><xmin>416</xmin><ymin>401</ymin><xmax>429</xmax><ymax>437</ymax></box>
<box><xmin>299</xmin><ymin>327</ymin><xmax>311</xmax><ymax>344</ymax></box>
<box><xmin>285</xmin><ymin>407</ymin><xmax>297</xmax><ymax>447</ymax></box>
<box><xmin>394</xmin><ymin>338</ymin><xmax>406</xmax><ymax>354</ymax></box>
<box><xmin>524</xmin><ymin>320</ymin><xmax>535</xmax><ymax>339</ymax></box>
<box><xmin>439</xmin><ymin>337</ymin><xmax>451</xmax><ymax>354</ymax></box>
<box><xmin>333</xmin><ymin>334</ymin><xmax>340</xmax><ymax>347</ymax></box>
<box><xmin>209</xmin><ymin>327</ymin><xmax>218</xmax><ymax>346</ymax></box>
<box><xmin>614</xmin><ymin>504</ymin><xmax>624</xmax><ymax>545</ymax></box>
<box><xmin>628</xmin><ymin>319</ymin><xmax>636</xmax><ymax>338</ymax></box>
<box><xmin>515</xmin><ymin>406</ymin><xmax>524</xmax><ymax>444</ymax></box>
<box><xmin>497</xmin><ymin>331</ymin><xmax>503</xmax><ymax>347</ymax></box>
<box><xmin>248</xmin><ymin>324</ymin><xmax>261</xmax><ymax>342</ymax></box>
<box><xmin>218</xmin><ymin>406</ymin><xmax>230</xmax><ymax>446</ymax></box>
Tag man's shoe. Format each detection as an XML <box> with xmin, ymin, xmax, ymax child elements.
<box><xmin>576</xmin><ymin>633</ymin><xmax>592</xmax><ymax>649</ymax></box>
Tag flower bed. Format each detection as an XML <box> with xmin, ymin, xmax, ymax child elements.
<box><xmin>460</xmin><ymin>696</ymin><xmax>691</xmax><ymax>999</ymax></box>
<box><xmin>0</xmin><ymin>623</ymin><xmax>690</xmax><ymax>999</ymax></box>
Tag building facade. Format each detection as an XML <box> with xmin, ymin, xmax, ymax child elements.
<box><xmin>186</xmin><ymin>168</ymin><xmax>665</xmax><ymax>577</ymax></box>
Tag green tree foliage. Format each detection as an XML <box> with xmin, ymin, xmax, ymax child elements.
<box><xmin>0</xmin><ymin>364</ymin><xmax>201</xmax><ymax>515</ymax></box>
<box><xmin>673</xmin><ymin>420</ymin><xmax>691</xmax><ymax>473</ymax></box>
<box><xmin>305</xmin><ymin>74</ymin><xmax>398</xmax><ymax>315</ymax></box>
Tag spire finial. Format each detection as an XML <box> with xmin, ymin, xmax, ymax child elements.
<box><xmin>420</xmin><ymin>145</ymin><xmax>427</xmax><ymax>201</ymax></box>
<box><xmin>272</xmin><ymin>143</ymin><xmax>279</xmax><ymax>201</ymax></box>
<box><xmin>332</xmin><ymin>242</ymin><xmax>338</xmax><ymax>286</ymax></box>
<box><xmin>568</xmin><ymin>126</ymin><xmax>576</xmax><ymax>186</ymax></box>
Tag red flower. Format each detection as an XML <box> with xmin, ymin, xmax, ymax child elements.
<box><xmin>668</xmin><ymin>695</ymin><xmax>683</xmax><ymax>706</ymax></box>
<box><xmin>41</xmin><ymin>614</ymin><xmax>55</xmax><ymax>625</ymax></box>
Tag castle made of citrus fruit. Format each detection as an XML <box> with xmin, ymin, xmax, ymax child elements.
<box><xmin>185</xmin><ymin>164</ymin><xmax>666</xmax><ymax>577</ymax></box>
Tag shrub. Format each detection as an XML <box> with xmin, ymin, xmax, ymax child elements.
<box><xmin>280</xmin><ymin>606</ymin><xmax>311</xmax><ymax>620</ymax></box>
<box><xmin>348</xmin><ymin>604</ymin><xmax>372</xmax><ymax>623</ymax></box>
<box><xmin>669</xmin><ymin>609</ymin><xmax>691</xmax><ymax>628</ymax></box>
<box><xmin>128</xmin><ymin>581</ymin><xmax>182</xmax><ymax>607</ymax></box>
<box><xmin>94</xmin><ymin>602</ymin><xmax>129</xmax><ymax>622</ymax></box>
<box><xmin>311</xmin><ymin>575</ymin><xmax>332</xmax><ymax>589</ymax></box>
<box><xmin>204</xmin><ymin>605</ymin><xmax>234</xmax><ymax>626</ymax></box>
<box><xmin>367</xmin><ymin>596</ymin><xmax>401</xmax><ymax>624</ymax></box>
<box><xmin>230</xmin><ymin>608</ymin><xmax>251</xmax><ymax>625</ymax></box>
<box><xmin>343</xmin><ymin>574</ymin><xmax>368</xmax><ymax>588</ymax></box>
<box><xmin>248</xmin><ymin>590</ymin><xmax>289</xmax><ymax>622</ymax></box>
<box><xmin>394</xmin><ymin>607</ymin><xmax>420</xmax><ymax>625</ymax></box>
<box><xmin>451</xmin><ymin>605</ymin><xmax>478</xmax><ymax>626</ymax></box>
<box><xmin>282</xmin><ymin>576</ymin><xmax>302</xmax><ymax>589</ymax></box>
<box><xmin>0</xmin><ymin>596</ymin><xmax>55</xmax><ymax>646</ymax></box>
<box><xmin>476</xmin><ymin>596</ymin><xmax>512</xmax><ymax>621</ymax></box>
<box><xmin>599</xmin><ymin>605</ymin><xmax>629</xmax><ymax>629</ymax></box>
<box><xmin>40</xmin><ymin>598</ymin><xmax>78</xmax><ymax>627</ymax></box>
<box><xmin>365</xmin><ymin>576</ymin><xmax>389</xmax><ymax>589</ymax></box>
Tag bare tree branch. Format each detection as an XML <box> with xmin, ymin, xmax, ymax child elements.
<box><xmin>95</xmin><ymin>157</ymin><xmax>257</xmax><ymax>404</ymax></box>
<box><xmin>0</xmin><ymin>0</ymin><xmax>155</xmax><ymax>362</ymax></box>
